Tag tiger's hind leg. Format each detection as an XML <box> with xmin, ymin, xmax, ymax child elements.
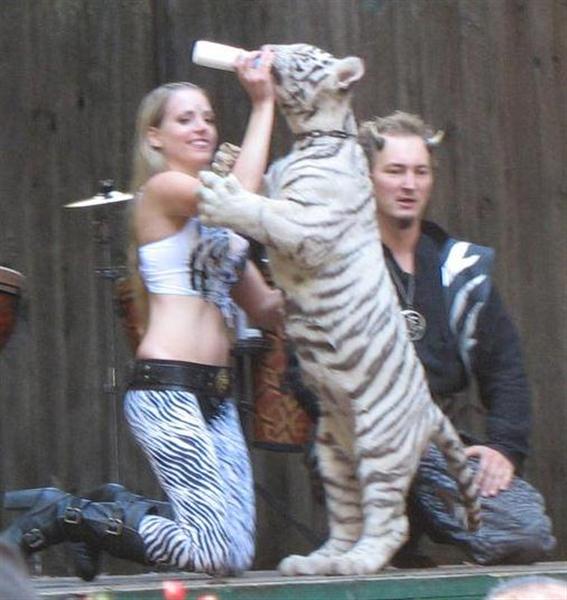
<box><xmin>330</xmin><ymin>412</ymin><xmax>435</xmax><ymax>576</ymax></box>
<box><xmin>278</xmin><ymin>414</ymin><xmax>363</xmax><ymax>576</ymax></box>
<box><xmin>329</xmin><ymin>477</ymin><xmax>411</xmax><ymax>575</ymax></box>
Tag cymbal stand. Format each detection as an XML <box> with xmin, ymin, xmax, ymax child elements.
<box><xmin>232</xmin><ymin>308</ymin><xmax>270</xmax><ymax>440</ymax></box>
<box><xmin>91</xmin><ymin>180</ymin><xmax>128</xmax><ymax>481</ymax></box>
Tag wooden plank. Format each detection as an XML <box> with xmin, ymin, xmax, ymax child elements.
<box><xmin>33</xmin><ymin>565</ymin><xmax>567</xmax><ymax>600</ymax></box>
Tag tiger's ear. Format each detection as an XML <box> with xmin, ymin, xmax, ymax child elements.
<box><xmin>334</xmin><ymin>56</ymin><xmax>365</xmax><ymax>90</ymax></box>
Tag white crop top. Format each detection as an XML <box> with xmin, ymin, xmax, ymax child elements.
<box><xmin>138</xmin><ymin>218</ymin><xmax>249</xmax><ymax>327</ymax></box>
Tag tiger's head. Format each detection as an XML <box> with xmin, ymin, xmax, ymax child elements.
<box><xmin>270</xmin><ymin>44</ymin><xmax>365</xmax><ymax>135</ymax></box>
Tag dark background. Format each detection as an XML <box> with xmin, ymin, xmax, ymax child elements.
<box><xmin>0</xmin><ymin>0</ymin><xmax>565</xmax><ymax>574</ymax></box>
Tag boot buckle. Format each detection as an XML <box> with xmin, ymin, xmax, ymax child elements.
<box><xmin>23</xmin><ymin>528</ymin><xmax>47</xmax><ymax>550</ymax></box>
<box><xmin>106</xmin><ymin>517</ymin><xmax>124</xmax><ymax>536</ymax></box>
<box><xmin>63</xmin><ymin>506</ymin><xmax>83</xmax><ymax>525</ymax></box>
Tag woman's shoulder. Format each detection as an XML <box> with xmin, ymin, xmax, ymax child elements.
<box><xmin>145</xmin><ymin>170</ymin><xmax>199</xmax><ymax>194</ymax></box>
<box><xmin>142</xmin><ymin>170</ymin><xmax>202</xmax><ymax>217</ymax></box>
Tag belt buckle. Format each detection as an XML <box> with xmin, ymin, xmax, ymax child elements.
<box><xmin>141</xmin><ymin>363</ymin><xmax>153</xmax><ymax>383</ymax></box>
<box><xmin>106</xmin><ymin>517</ymin><xmax>124</xmax><ymax>536</ymax></box>
<box><xmin>63</xmin><ymin>506</ymin><xmax>83</xmax><ymax>525</ymax></box>
<box><xmin>23</xmin><ymin>528</ymin><xmax>46</xmax><ymax>550</ymax></box>
<box><xmin>214</xmin><ymin>368</ymin><xmax>230</xmax><ymax>395</ymax></box>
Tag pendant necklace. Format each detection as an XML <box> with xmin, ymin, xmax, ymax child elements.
<box><xmin>386</xmin><ymin>258</ymin><xmax>427</xmax><ymax>341</ymax></box>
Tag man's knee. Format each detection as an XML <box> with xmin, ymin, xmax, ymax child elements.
<box><xmin>410</xmin><ymin>452</ymin><xmax>557</xmax><ymax>565</ymax></box>
<box><xmin>475</xmin><ymin>528</ymin><xmax>556</xmax><ymax>566</ymax></box>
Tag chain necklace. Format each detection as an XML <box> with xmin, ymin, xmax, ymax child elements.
<box><xmin>294</xmin><ymin>129</ymin><xmax>356</xmax><ymax>141</ymax></box>
<box><xmin>386</xmin><ymin>258</ymin><xmax>427</xmax><ymax>342</ymax></box>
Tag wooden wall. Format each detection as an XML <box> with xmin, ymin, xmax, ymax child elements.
<box><xmin>0</xmin><ymin>0</ymin><xmax>565</xmax><ymax>574</ymax></box>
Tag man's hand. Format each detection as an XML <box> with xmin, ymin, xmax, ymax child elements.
<box><xmin>465</xmin><ymin>445</ymin><xmax>514</xmax><ymax>497</ymax></box>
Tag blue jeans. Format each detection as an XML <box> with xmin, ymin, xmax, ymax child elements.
<box><xmin>406</xmin><ymin>445</ymin><xmax>556</xmax><ymax>564</ymax></box>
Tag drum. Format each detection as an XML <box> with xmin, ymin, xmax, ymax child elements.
<box><xmin>243</xmin><ymin>246</ymin><xmax>314</xmax><ymax>451</ymax></box>
<box><xmin>252</xmin><ymin>330</ymin><xmax>313</xmax><ymax>451</ymax></box>
<box><xmin>0</xmin><ymin>266</ymin><xmax>24</xmax><ymax>351</ymax></box>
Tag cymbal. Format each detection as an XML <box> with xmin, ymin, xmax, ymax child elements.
<box><xmin>64</xmin><ymin>190</ymin><xmax>133</xmax><ymax>208</ymax></box>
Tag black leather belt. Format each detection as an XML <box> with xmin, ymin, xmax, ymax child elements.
<box><xmin>128</xmin><ymin>359</ymin><xmax>233</xmax><ymax>422</ymax></box>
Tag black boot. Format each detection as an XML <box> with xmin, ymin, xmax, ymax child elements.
<box><xmin>61</xmin><ymin>497</ymin><xmax>157</xmax><ymax>565</ymax></box>
<box><xmin>67</xmin><ymin>483</ymin><xmax>173</xmax><ymax>580</ymax></box>
<box><xmin>2</xmin><ymin>488</ymin><xmax>69</xmax><ymax>550</ymax></box>
<box><xmin>1</xmin><ymin>488</ymin><xmax>163</xmax><ymax>578</ymax></box>
<box><xmin>1</xmin><ymin>487</ymin><xmax>102</xmax><ymax>582</ymax></box>
<box><xmin>82</xmin><ymin>483</ymin><xmax>172</xmax><ymax>519</ymax></box>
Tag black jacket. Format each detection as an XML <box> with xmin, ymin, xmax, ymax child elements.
<box><xmin>384</xmin><ymin>221</ymin><xmax>532</xmax><ymax>471</ymax></box>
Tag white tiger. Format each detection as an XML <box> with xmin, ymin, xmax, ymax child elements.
<box><xmin>198</xmin><ymin>43</ymin><xmax>481</xmax><ymax>576</ymax></box>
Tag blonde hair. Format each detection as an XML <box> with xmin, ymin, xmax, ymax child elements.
<box><xmin>126</xmin><ymin>82</ymin><xmax>209</xmax><ymax>341</ymax></box>
<box><xmin>358</xmin><ymin>110</ymin><xmax>442</xmax><ymax>168</ymax></box>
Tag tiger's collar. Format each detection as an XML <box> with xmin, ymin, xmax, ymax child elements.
<box><xmin>294</xmin><ymin>129</ymin><xmax>356</xmax><ymax>141</ymax></box>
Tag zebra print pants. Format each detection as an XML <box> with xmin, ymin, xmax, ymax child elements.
<box><xmin>123</xmin><ymin>388</ymin><xmax>255</xmax><ymax>574</ymax></box>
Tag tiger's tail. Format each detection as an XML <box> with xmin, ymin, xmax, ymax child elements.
<box><xmin>432</xmin><ymin>415</ymin><xmax>482</xmax><ymax>532</ymax></box>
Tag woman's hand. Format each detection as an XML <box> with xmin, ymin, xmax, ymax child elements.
<box><xmin>235</xmin><ymin>47</ymin><xmax>275</xmax><ymax>105</ymax></box>
<box><xmin>232</xmin><ymin>261</ymin><xmax>284</xmax><ymax>332</ymax></box>
<box><xmin>258</xmin><ymin>287</ymin><xmax>285</xmax><ymax>332</ymax></box>
<box><xmin>231</xmin><ymin>46</ymin><xmax>275</xmax><ymax>191</ymax></box>
<box><xmin>465</xmin><ymin>445</ymin><xmax>514</xmax><ymax>497</ymax></box>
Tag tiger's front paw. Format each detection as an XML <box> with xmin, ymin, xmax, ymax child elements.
<box><xmin>198</xmin><ymin>171</ymin><xmax>244</xmax><ymax>227</ymax></box>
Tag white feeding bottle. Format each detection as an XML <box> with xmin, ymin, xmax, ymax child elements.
<box><xmin>191</xmin><ymin>41</ymin><xmax>245</xmax><ymax>72</ymax></box>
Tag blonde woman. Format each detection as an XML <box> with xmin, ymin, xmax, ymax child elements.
<box><xmin>1</xmin><ymin>48</ymin><xmax>282</xmax><ymax>577</ymax></box>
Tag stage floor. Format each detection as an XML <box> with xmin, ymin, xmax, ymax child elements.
<box><xmin>34</xmin><ymin>562</ymin><xmax>567</xmax><ymax>600</ymax></box>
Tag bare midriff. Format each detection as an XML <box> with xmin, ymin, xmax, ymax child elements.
<box><xmin>136</xmin><ymin>294</ymin><xmax>232</xmax><ymax>366</ymax></box>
